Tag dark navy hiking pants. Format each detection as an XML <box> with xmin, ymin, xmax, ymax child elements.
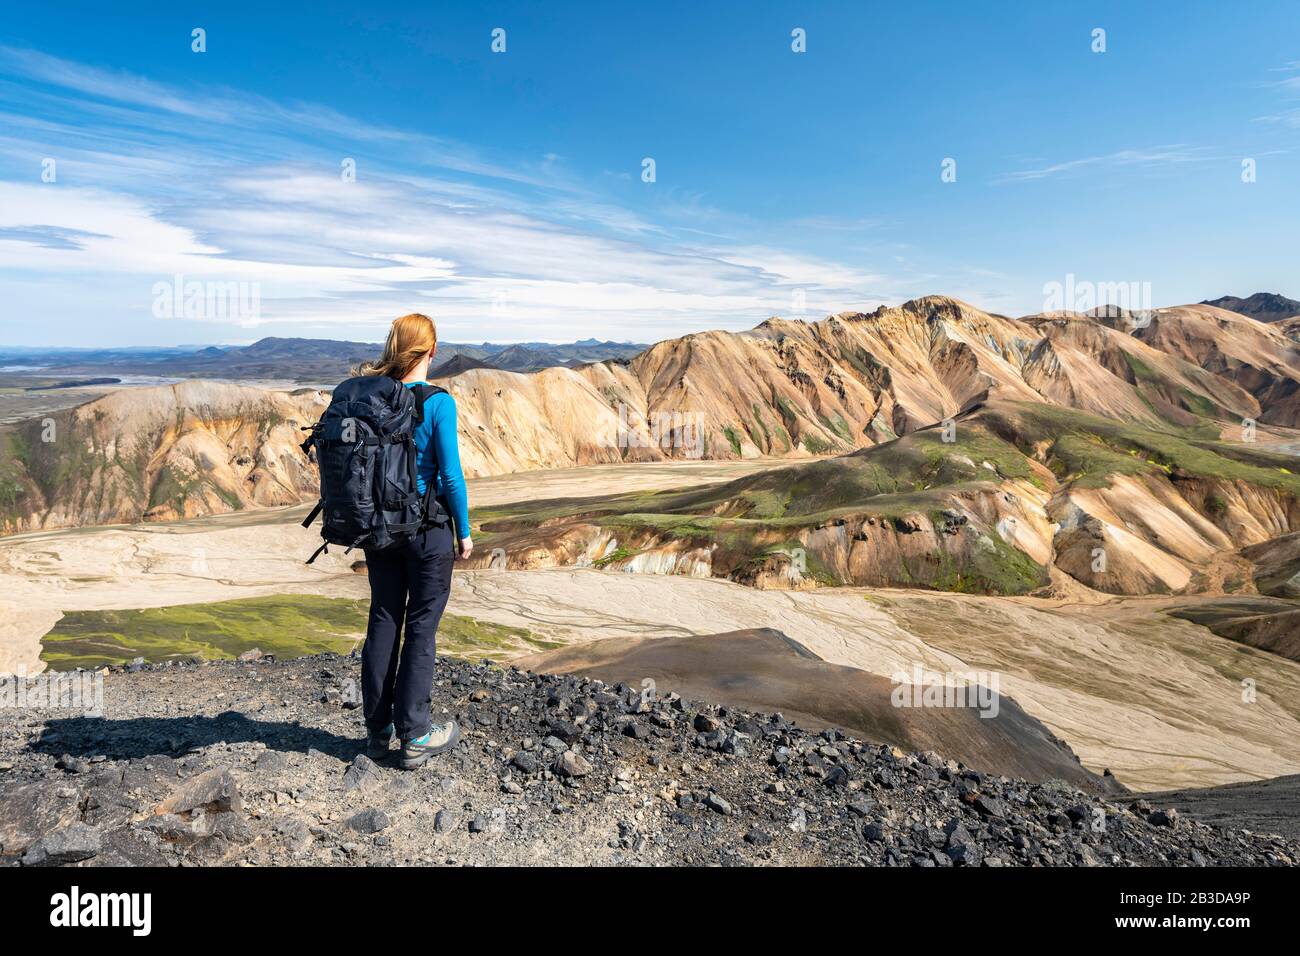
<box><xmin>361</xmin><ymin>522</ymin><xmax>454</xmax><ymax>741</ymax></box>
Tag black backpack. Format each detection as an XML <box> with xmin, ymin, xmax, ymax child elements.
<box><xmin>299</xmin><ymin>376</ymin><xmax>448</xmax><ymax>563</ymax></box>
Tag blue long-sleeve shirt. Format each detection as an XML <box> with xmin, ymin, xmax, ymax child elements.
<box><xmin>405</xmin><ymin>382</ymin><xmax>471</xmax><ymax>540</ymax></box>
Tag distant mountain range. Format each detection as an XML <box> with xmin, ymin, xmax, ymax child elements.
<box><xmin>1201</xmin><ymin>293</ymin><xmax>1300</xmax><ymax>324</ymax></box>
<box><xmin>7</xmin><ymin>295</ymin><xmax>1296</xmax><ymax>382</ymax></box>
<box><xmin>0</xmin><ymin>336</ymin><xmax>647</xmax><ymax>382</ymax></box>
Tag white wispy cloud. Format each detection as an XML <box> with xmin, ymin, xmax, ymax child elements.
<box><xmin>0</xmin><ymin>45</ymin><xmax>908</xmax><ymax>343</ymax></box>
<box><xmin>997</xmin><ymin>145</ymin><xmax>1219</xmax><ymax>183</ymax></box>
<box><xmin>1255</xmin><ymin>59</ymin><xmax>1300</xmax><ymax>127</ymax></box>
<box><xmin>1265</xmin><ymin>59</ymin><xmax>1300</xmax><ymax>91</ymax></box>
<box><xmin>1256</xmin><ymin>109</ymin><xmax>1300</xmax><ymax>128</ymax></box>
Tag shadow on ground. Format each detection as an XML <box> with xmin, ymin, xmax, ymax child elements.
<box><xmin>30</xmin><ymin>711</ymin><xmax>358</xmax><ymax>761</ymax></box>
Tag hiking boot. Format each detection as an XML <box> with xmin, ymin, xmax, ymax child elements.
<box><xmin>400</xmin><ymin>720</ymin><xmax>461</xmax><ymax>769</ymax></box>
<box><xmin>366</xmin><ymin>723</ymin><xmax>395</xmax><ymax>760</ymax></box>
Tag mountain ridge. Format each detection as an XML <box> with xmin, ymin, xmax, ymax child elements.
<box><xmin>1201</xmin><ymin>292</ymin><xmax>1300</xmax><ymax>324</ymax></box>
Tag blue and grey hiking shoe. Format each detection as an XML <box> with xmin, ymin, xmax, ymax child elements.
<box><xmin>366</xmin><ymin>724</ymin><xmax>395</xmax><ymax>760</ymax></box>
<box><xmin>400</xmin><ymin>720</ymin><xmax>461</xmax><ymax>769</ymax></box>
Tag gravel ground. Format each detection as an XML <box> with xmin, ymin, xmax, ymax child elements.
<box><xmin>0</xmin><ymin>652</ymin><xmax>1296</xmax><ymax>867</ymax></box>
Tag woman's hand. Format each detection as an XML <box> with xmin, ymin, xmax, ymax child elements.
<box><xmin>458</xmin><ymin>537</ymin><xmax>473</xmax><ymax>560</ymax></box>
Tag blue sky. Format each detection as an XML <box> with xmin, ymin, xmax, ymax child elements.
<box><xmin>0</xmin><ymin>0</ymin><xmax>1297</xmax><ymax>347</ymax></box>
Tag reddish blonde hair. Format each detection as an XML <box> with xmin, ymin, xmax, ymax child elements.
<box><xmin>357</xmin><ymin>313</ymin><xmax>437</xmax><ymax>379</ymax></box>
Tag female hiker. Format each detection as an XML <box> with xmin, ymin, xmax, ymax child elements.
<box><xmin>356</xmin><ymin>312</ymin><xmax>472</xmax><ymax>769</ymax></box>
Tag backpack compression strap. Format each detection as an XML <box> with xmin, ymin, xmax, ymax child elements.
<box><xmin>301</xmin><ymin>500</ymin><xmax>323</xmax><ymax>529</ymax></box>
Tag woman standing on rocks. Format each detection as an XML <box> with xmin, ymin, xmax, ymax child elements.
<box><xmin>356</xmin><ymin>313</ymin><xmax>471</xmax><ymax>769</ymax></box>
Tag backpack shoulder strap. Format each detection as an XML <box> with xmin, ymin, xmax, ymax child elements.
<box><xmin>409</xmin><ymin>383</ymin><xmax>448</xmax><ymax>425</ymax></box>
<box><xmin>406</xmin><ymin>383</ymin><xmax>451</xmax><ymax>531</ymax></box>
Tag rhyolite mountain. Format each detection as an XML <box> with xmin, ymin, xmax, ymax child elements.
<box><xmin>467</xmin><ymin>399</ymin><xmax>1300</xmax><ymax>603</ymax></box>
<box><xmin>3</xmin><ymin>295</ymin><xmax>1299</xmax><ymax>617</ymax></box>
